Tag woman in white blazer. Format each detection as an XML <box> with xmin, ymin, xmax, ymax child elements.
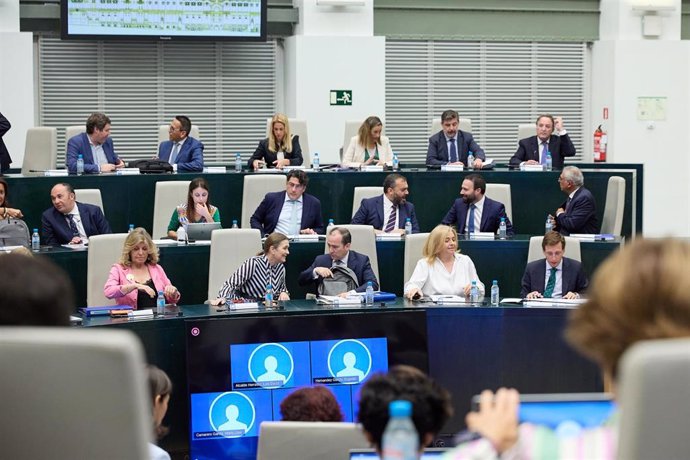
<box><xmin>342</xmin><ymin>116</ymin><xmax>394</xmax><ymax>168</ymax></box>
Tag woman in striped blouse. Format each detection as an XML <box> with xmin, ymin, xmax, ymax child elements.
<box><xmin>217</xmin><ymin>232</ymin><xmax>290</xmax><ymax>302</ymax></box>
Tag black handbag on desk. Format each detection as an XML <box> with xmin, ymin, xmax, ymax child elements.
<box><xmin>128</xmin><ymin>159</ymin><xmax>173</xmax><ymax>174</ymax></box>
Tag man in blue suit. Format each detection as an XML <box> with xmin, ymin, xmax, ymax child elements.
<box><xmin>298</xmin><ymin>227</ymin><xmax>379</xmax><ymax>295</ymax></box>
<box><xmin>41</xmin><ymin>183</ymin><xmax>112</xmax><ymax>245</ymax></box>
<box><xmin>520</xmin><ymin>231</ymin><xmax>588</xmax><ymax>299</ymax></box>
<box><xmin>553</xmin><ymin>166</ymin><xmax>598</xmax><ymax>235</ymax></box>
<box><xmin>251</xmin><ymin>170</ymin><xmax>324</xmax><ymax>236</ymax></box>
<box><xmin>351</xmin><ymin>173</ymin><xmax>420</xmax><ymax>234</ymax></box>
<box><xmin>66</xmin><ymin>113</ymin><xmax>125</xmax><ymax>174</ymax></box>
<box><xmin>509</xmin><ymin>115</ymin><xmax>576</xmax><ymax>170</ymax></box>
<box><xmin>442</xmin><ymin>174</ymin><xmax>514</xmax><ymax>236</ymax></box>
<box><xmin>426</xmin><ymin>109</ymin><xmax>485</xmax><ymax>168</ymax></box>
<box><xmin>157</xmin><ymin>115</ymin><xmax>204</xmax><ymax>172</ymax></box>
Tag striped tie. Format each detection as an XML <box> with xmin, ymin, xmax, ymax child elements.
<box><xmin>544</xmin><ymin>267</ymin><xmax>557</xmax><ymax>298</ymax></box>
<box><xmin>384</xmin><ymin>205</ymin><xmax>397</xmax><ymax>233</ymax></box>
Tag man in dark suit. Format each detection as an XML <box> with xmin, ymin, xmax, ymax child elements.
<box><xmin>426</xmin><ymin>109</ymin><xmax>485</xmax><ymax>168</ymax></box>
<box><xmin>157</xmin><ymin>115</ymin><xmax>204</xmax><ymax>172</ymax></box>
<box><xmin>442</xmin><ymin>174</ymin><xmax>514</xmax><ymax>236</ymax></box>
<box><xmin>509</xmin><ymin>114</ymin><xmax>576</xmax><ymax>170</ymax></box>
<box><xmin>41</xmin><ymin>183</ymin><xmax>112</xmax><ymax>245</ymax></box>
<box><xmin>521</xmin><ymin>231</ymin><xmax>588</xmax><ymax>299</ymax></box>
<box><xmin>66</xmin><ymin>112</ymin><xmax>125</xmax><ymax>174</ymax></box>
<box><xmin>298</xmin><ymin>227</ymin><xmax>379</xmax><ymax>295</ymax></box>
<box><xmin>0</xmin><ymin>112</ymin><xmax>13</xmax><ymax>173</ymax></box>
<box><xmin>251</xmin><ymin>170</ymin><xmax>324</xmax><ymax>235</ymax></box>
<box><xmin>553</xmin><ymin>166</ymin><xmax>598</xmax><ymax>235</ymax></box>
<box><xmin>351</xmin><ymin>173</ymin><xmax>420</xmax><ymax>234</ymax></box>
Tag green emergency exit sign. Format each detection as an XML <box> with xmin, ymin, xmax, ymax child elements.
<box><xmin>330</xmin><ymin>90</ymin><xmax>352</xmax><ymax>106</ymax></box>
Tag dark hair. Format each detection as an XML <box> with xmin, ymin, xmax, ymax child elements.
<box><xmin>383</xmin><ymin>173</ymin><xmax>405</xmax><ymax>194</ymax></box>
<box><xmin>146</xmin><ymin>364</ymin><xmax>173</xmax><ymax>440</ymax></box>
<box><xmin>85</xmin><ymin>112</ymin><xmax>111</xmax><ymax>134</ymax></box>
<box><xmin>329</xmin><ymin>226</ymin><xmax>351</xmax><ymax>246</ymax></box>
<box><xmin>0</xmin><ymin>178</ymin><xmax>11</xmax><ymax>207</ymax></box>
<box><xmin>262</xmin><ymin>232</ymin><xmax>289</xmax><ymax>255</ymax></box>
<box><xmin>358</xmin><ymin>365</ymin><xmax>453</xmax><ymax>450</ymax></box>
<box><xmin>542</xmin><ymin>231</ymin><xmax>565</xmax><ymax>250</ymax></box>
<box><xmin>54</xmin><ymin>182</ymin><xmax>75</xmax><ymax>195</ymax></box>
<box><xmin>186</xmin><ymin>177</ymin><xmax>211</xmax><ymax>223</ymax></box>
<box><xmin>441</xmin><ymin>110</ymin><xmax>459</xmax><ymax>123</ymax></box>
<box><xmin>0</xmin><ymin>254</ymin><xmax>74</xmax><ymax>326</ymax></box>
<box><xmin>535</xmin><ymin>114</ymin><xmax>555</xmax><ymax>128</ymax></box>
<box><xmin>175</xmin><ymin>115</ymin><xmax>192</xmax><ymax>136</ymax></box>
<box><xmin>287</xmin><ymin>169</ymin><xmax>309</xmax><ymax>187</ymax></box>
<box><xmin>463</xmin><ymin>174</ymin><xmax>486</xmax><ymax>195</ymax></box>
<box><xmin>280</xmin><ymin>386</ymin><xmax>344</xmax><ymax>422</ymax></box>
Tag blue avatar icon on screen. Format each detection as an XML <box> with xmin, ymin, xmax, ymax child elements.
<box><xmin>248</xmin><ymin>343</ymin><xmax>294</xmax><ymax>389</ymax></box>
<box><xmin>209</xmin><ymin>392</ymin><xmax>256</xmax><ymax>438</ymax></box>
<box><xmin>328</xmin><ymin>339</ymin><xmax>372</xmax><ymax>384</ymax></box>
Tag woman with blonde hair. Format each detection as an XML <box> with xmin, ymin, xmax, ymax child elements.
<box><xmin>404</xmin><ymin>224</ymin><xmax>484</xmax><ymax>300</ymax></box>
<box><xmin>249</xmin><ymin>113</ymin><xmax>303</xmax><ymax>170</ymax></box>
<box><xmin>104</xmin><ymin>227</ymin><xmax>180</xmax><ymax>309</ymax></box>
<box><xmin>342</xmin><ymin>116</ymin><xmax>394</xmax><ymax>168</ymax></box>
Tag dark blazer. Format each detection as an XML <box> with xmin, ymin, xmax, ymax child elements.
<box><xmin>509</xmin><ymin>134</ymin><xmax>576</xmax><ymax>170</ymax></box>
<box><xmin>250</xmin><ymin>191</ymin><xmax>324</xmax><ymax>235</ymax></box>
<box><xmin>351</xmin><ymin>195</ymin><xmax>420</xmax><ymax>233</ymax></box>
<box><xmin>41</xmin><ymin>202</ymin><xmax>112</xmax><ymax>245</ymax></box>
<box><xmin>441</xmin><ymin>196</ymin><xmax>514</xmax><ymax>236</ymax></box>
<box><xmin>298</xmin><ymin>250</ymin><xmax>379</xmax><ymax>294</ymax></box>
<box><xmin>66</xmin><ymin>132</ymin><xmax>120</xmax><ymax>174</ymax></box>
<box><xmin>426</xmin><ymin>130</ymin><xmax>485</xmax><ymax>166</ymax></box>
<box><xmin>248</xmin><ymin>135</ymin><xmax>303</xmax><ymax>168</ymax></box>
<box><xmin>0</xmin><ymin>112</ymin><xmax>12</xmax><ymax>172</ymax></box>
<box><xmin>520</xmin><ymin>257</ymin><xmax>589</xmax><ymax>298</ymax></box>
<box><xmin>555</xmin><ymin>186</ymin><xmax>598</xmax><ymax>235</ymax></box>
<box><xmin>157</xmin><ymin>136</ymin><xmax>204</xmax><ymax>172</ymax></box>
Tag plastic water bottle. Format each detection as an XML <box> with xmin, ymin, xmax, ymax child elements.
<box><xmin>490</xmin><ymin>280</ymin><xmax>500</xmax><ymax>306</ymax></box>
<box><xmin>76</xmin><ymin>154</ymin><xmax>84</xmax><ymax>175</ymax></box>
<box><xmin>156</xmin><ymin>291</ymin><xmax>165</xmax><ymax>316</ymax></box>
<box><xmin>177</xmin><ymin>225</ymin><xmax>187</xmax><ymax>245</ymax></box>
<box><xmin>327</xmin><ymin>219</ymin><xmax>335</xmax><ymax>230</ymax></box>
<box><xmin>545</xmin><ymin>216</ymin><xmax>554</xmax><ymax>234</ymax></box>
<box><xmin>392</xmin><ymin>152</ymin><xmax>400</xmax><ymax>171</ymax></box>
<box><xmin>31</xmin><ymin>228</ymin><xmax>40</xmax><ymax>251</ymax></box>
<box><xmin>545</xmin><ymin>152</ymin><xmax>553</xmax><ymax>171</ymax></box>
<box><xmin>467</xmin><ymin>151</ymin><xmax>475</xmax><ymax>169</ymax></box>
<box><xmin>365</xmin><ymin>281</ymin><xmax>374</xmax><ymax>306</ymax></box>
<box><xmin>312</xmin><ymin>152</ymin><xmax>320</xmax><ymax>170</ymax></box>
<box><xmin>128</xmin><ymin>224</ymin><xmax>134</xmax><ymax>233</ymax></box>
<box><xmin>382</xmin><ymin>400</ymin><xmax>418</xmax><ymax>460</ymax></box>
<box><xmin>265</xmin><ymin>283</ymin><xmax>274</xmax><ymax>307</ymax></box>
<box><xmin>404</xmin><ymin>218</ymin><xmax>412</xmax><ymax>235</ymax></box>
<box><xmin>470</xmin><ymin>280</ymin><xmax>479</xmax><ymax>305</ymax></box>
<box><xmin>232</xmin><ymin>219</ymin><xmax>238</xmax><ymax>229</ymax></box>
<box><xmin>498</xmin><ymin>217</ymin><xmax>507</xmax><ymax>240</ymax></box>
<box><xmin>234</xmin><ymin>153</ymin><xmax>242</xmax><ymax>173</ymax></box>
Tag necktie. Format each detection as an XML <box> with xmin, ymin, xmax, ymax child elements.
<box><xmin>565</xmin><ymin>197</ymin><xmax>572</xmax><ymax>211</ymax></box>
<box><xmin>541</xmin><ymin>142</ymin><xmax>548</xmax><ymax>165</ymax></box>
<box><xmin>169</xmin><ymin>143</ymin><xmax>180</xmax><ymax>164</ymax></box>
<box><xmin>468</xmin><ymin>205</ymin><xmax>476</xmax><ymax>233</ymax></box>
<box><xmin>544</xmin><ymin>267</ymin><xmax>557</xmax><ymax>298</ymax></box>
<box><xmin>66</xmin><ymin>214</ymin><xmax>80</xmax><ymax>237</ymax></box>
<box><xmin>332</xmin><ymin>259</ymin><xmax>343</xmax><ymax>268</ymax></box>
<box><xmin>289</xmin><ymin>200</ymin><xmax>299</xmax><ymax>235</ymax></box>
<box><xmin>449</xmin><ymin>138</ymin><xmax>457</xmax><ymax>163</ymax></box>
<box><xmin>384</xmin><ymin>204</ymin><xmax>397</xmax><ymax>233</ymax></box>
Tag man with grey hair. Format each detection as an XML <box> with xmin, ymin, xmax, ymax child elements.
<box><xmin>552</xmin><ymin>166</ymin><xmax>598</xmax><ymax>235</ymax></box>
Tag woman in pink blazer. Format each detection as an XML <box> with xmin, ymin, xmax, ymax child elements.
<box><xmin>104</xmin><ymin>227</ymin><xmax>180</xmax><ymax>309</ymax></box>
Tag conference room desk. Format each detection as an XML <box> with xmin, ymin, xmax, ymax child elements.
<box><xmin>44</xmin><ymin>235</ymin><xmax>621</xmax><ymax>308</ymax></box>
<box><xmin>82</xmin><ymin>300</ymin><xmax>601</xmax><ymax>459</ymax></box>
<box><xmin>7</xmin><ymin>165</ymin><xmax>640</xmax><ymax>240</ymax></box>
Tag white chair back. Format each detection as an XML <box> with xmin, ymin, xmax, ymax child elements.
<box><xmin>257</xmin><ymin>421</ymin><xmax>369</xmax><ymax>460</ymax></box>
<box><xmin>241</xmin><ymin>175</ymin><xmax>287</xmax><ymax>229</ymax></box>
<box><xmin>87</xmin><ymin>233</ymin><xmax>129</xmax><ymax>306</ymax></box>
<box><xmin>325</xmin><ymin>224</ymin><xmax>379</xmax><ymax>282</ymax></box>
<box><xmin>404</xmin><ymin>233</ymin><xmax>429</xmax><ymax>285</ymax></box>
<box><xmin>600</xmin><ymin>176</ymin><xmax>625</xmax><ymax>236</ymax></box>
<box><xmin>0</xmin><ymin>328</ymin><xmax>150</xmax><ymax>460</ymax></box>
<box><xmin>517</xmin><ymin>123</ymin><xmax>534</xmax><ymax>143</ymax></box>
<box><xmin>158</xmin><ymin>124</ymin><xmax>200</xmax><ymax>144</ymax></box>
<box><xmin>485</xmin><ymin>183</ymin><xmax>513</xmax><ymax>222</ymax></box>
<box><xmin>266</xmin><ymin>117</ymin><xmax>310</xmax><ymax>166</ymax></box>
<box><xmin>65</xmin><ymin>125</ymin><xmax>85</xmax><ymax>144</ymax></box>
<box><xmin>152</xmin><ymin>181</ymin><xmax>191</xmax><ymax>238</ymax></box>
<box><xmin>343</xmin><ymin>119</ymin><xmax>362</xmax><ymax>153</ymax></box>
<box><xmin>22</xmin><ymin>127</ymin><xmax>57</xmax><ymax>175</ymax></box>
<box><xmin>75</xmin><ymin>188</ymin><xmax>104</xmax><ymax>213</ymax></box>
<box><xmin>352</xmin><ymin>186</ymin><xmax>383</xmax><ymax>217</ymax></box>
<box><xmin>429</xmin><ymin>117</ymin><xmax>472</xmax><ymax>137</ymax></box>
<box><xmin>207</xmin><ymin>229</ymin><xmax>262</xmax><ymax>299</ymax></box>
<box><xmin>527</xmin><ymin>235</ymin><xmax>581</xmax><ymax>263</ymax></box>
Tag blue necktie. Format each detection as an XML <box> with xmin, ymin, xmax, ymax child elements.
<box><xmin>66</xmin><ymin>214</ymin><xmax>79</xmax><ymax>237</ymax></box>
<box><xmin>468</xmin><ymin>205</ymin><xmax>476</xmax><ymax>233</ymax></box>
<box><xmin>449</xmin><ymin>138</ymin><xmax>457</xmax><ymax>163</ymax></box>
<box><xmin>541</xmin><ymin>142</ymin><xmax>548</xmax><ymax>165</ymax></box>
<box><xmin>289</xmin><ymin>200</ymin><xmax>299</xmax><ymax>235</ymax></box>
<box><xmin>169</xmin><ymin>143</ymin><xmax>180</xmax><ymax>164</ymax></box>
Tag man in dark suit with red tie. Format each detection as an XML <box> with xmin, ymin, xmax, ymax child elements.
<box><xmin>157</xmin><ymin>115</ymin><xmax>204</xmax><ymax>172</ymax></box>
<box><xmin>426</xmin><ymin>109</ymin><xmax>485</xmax><ymax>168</ymax></box>
<box><xmin>351</xmin><ymin>173</ymin><xmax>420</xmax><ymax>234</ymax></box>
<box><xmin>553</xmin><ymin>166</ymin><xmax>598</xmax><ymax>235</ymax></box>
<box><xmin>509</xmin><ymin>114</ymin><xmax>576</xmax><ymax>170</ymax></box>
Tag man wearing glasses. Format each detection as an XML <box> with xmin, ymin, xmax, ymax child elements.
<box><xmin>158</xmin><ymin>115</ymin><xmax>204</xmax><ymax>172</ymax></box>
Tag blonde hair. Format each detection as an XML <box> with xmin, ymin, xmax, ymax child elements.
<box><xmin>357</xmin><ymin>116</ymin><xmax>383</xmax><ymax>148</ymax></box>
<box><xmin>423</xmin><ymin>225</ymin><xmax>458</xmax><ymax>264</ymax></box>
<box><xmin>268</xmin><ymin>113</ymin><xmax>293</xmax><ymax>154</ymax></box>
<box><xmin>119</xmin><ymin>227</ymin><xmax>159</xmax><ymax>266</ymax></box>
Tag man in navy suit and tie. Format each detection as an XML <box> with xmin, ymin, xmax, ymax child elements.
<box><xmin>520</xmin><ymin>231</ymin><xmax>588</xmax><ymax>299</ymax></box>
<box><xmin>426</xmin><ymin>109</ymin><xmax>485</xmax><ymax>169</ymax></box>
<box><xmin>41</xmin><ymin>183</ymin><xmax>112</xmax><ymax>245</ymax></box>
<box><xmin>552</xmin><ymin>166</ymin><xmax>598</xmax><ymax>235</ymax></box>
<box><xmin>250</xmin><ymin>170</ymin><xmax>324</xmax><ymax>236</ymax></box>
<box><xmin>157</xmin><ymin>115</ymin><xmax>204</xmax><ymax>172</ymax></box>
<box><xmin>351</xmin><ymin>173</ymin><xmax>420</xmax><ymax>234</ymax></box>
<box><xmin>441</xmin><ymin>174</ymin><xmax>514</xmax><ymax>236</ymax></box>
<box><xmin>298</xmin><ymin>227</ymin><xmax>379</xmax><ymax>295</ymax></box>
<box><xmin>509</xmin><ymin>114</ymin><xmax>576</xmax><ymax>170</ymax></box>
<box><xmin>66</xmin><ymin>113</ymin><xmax>125</xmax><ymax>174</ymax></box>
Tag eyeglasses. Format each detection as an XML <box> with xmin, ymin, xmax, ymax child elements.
<box><xmin>169</xmin><ymin>126</ymin><xmax>181</xmax><ymax>132</ymax></box>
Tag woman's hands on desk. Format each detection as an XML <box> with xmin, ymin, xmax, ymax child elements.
<box><xmin>405</xmin><ymin>287</ymin><xmax>422</xmax><ymax>300</ymax></box>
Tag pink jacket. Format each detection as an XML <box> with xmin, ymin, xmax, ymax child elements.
<box><xmin>103</xmin><ymin>263</ymin><xmax>181</xmax><ymax>309</ymax></box>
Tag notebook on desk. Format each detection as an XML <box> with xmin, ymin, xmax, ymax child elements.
<box><xmin>186</xmin><ymin>222</ymin><xmax>221</xmax><ymax>241</ymax></box>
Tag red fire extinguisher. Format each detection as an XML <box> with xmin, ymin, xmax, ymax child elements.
<box><xmin>593</xmin><ymin>125</ymin><xmax>607</xmax><ymax>162</ymax></box>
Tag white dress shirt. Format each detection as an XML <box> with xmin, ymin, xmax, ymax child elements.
<box><xmin>404</xmin><ymin>253</ymin><xmax>485</xmax><ymax>297</ymax></box>
<box><xmin>65</xmin><ymin>206</ymin><xmax>87</xmax><ymax>241</ymax></box>
<box><xmin>88</xmin><ymin>135</ymin><xmax>108</xmax><ymax>166</ymax></box>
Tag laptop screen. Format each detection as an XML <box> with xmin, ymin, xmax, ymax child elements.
<box><xmin>350</xmin><ymin>448</ymin><xmax>448</xmax><ymax>459</ymax></box>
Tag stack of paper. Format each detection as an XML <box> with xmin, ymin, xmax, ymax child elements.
<box><xmin>523</xmin><ymin>298</ymin><xmax>586</xmax><ymax>308</ymax></box>
<box><xmin>430</xmin><ymin>295</ymin><xmax>468</xmax><ymax>304</ymax></box>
